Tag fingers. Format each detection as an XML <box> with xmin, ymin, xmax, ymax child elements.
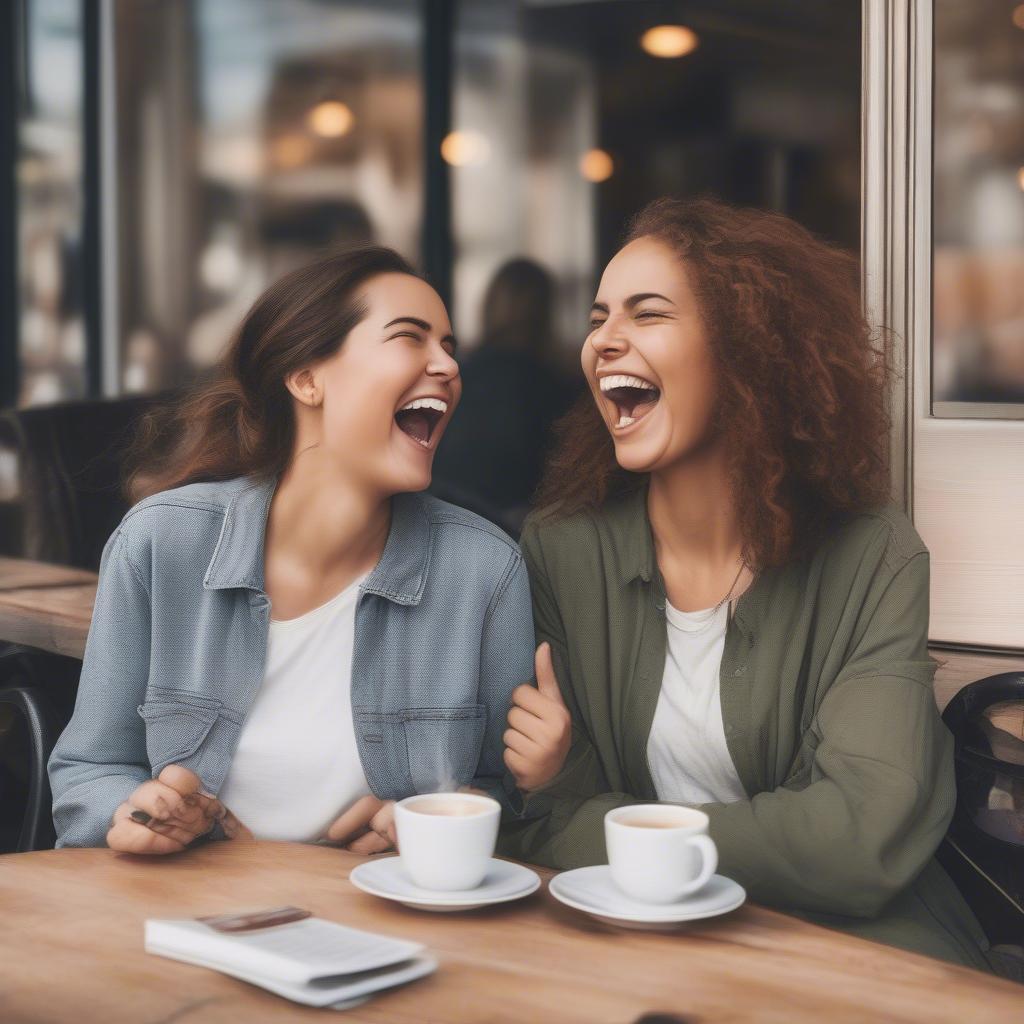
<box><xmin>108</xmin><ymin>805</ymin><xmax>186</xmax><ymax>855</ymax></box>
<box><xmin>503</xmin><ymin>727</ymin><xmax>541</xmax><ymax>758</ymax></box>
<box><xmin>503</xmin><ymin>748</ymin><xmax>533</xmax><ymax>786</ymax></box>
<box><xmin>131</xmin><ymin>810</ymin><xmax>212</xmax><ymax>846</ymax></box>
<box><xmin>346</xmin><ymin>830</ymin><xmax>393</xmax><ymax>855</ymax></box>
<box><xmin>141</xmin><ymin>817</ymin><xmax>208</xmax><ymax>847</ymax></box>
<box><xmin>128</xmin><ymin>780</ymin><xmax>191</xmax><ymax>824</ymax></box>
<box><xmin>510</xmin><ymin>683</ymin><xmax>551</xmax><ymax>718</ymax></box>
<box><xmin>505</xmin><ymin>660</ymin><xmax>574</xmax><ymax>793</ymax></box>
<box><xmin>326</xmin><ymin>795</ymin><xmax>385</xmax><ymax>843</ymax></box>
<box><xmin>157</xmin><ymin>764</ymin><xmax>203</xmax><ymax>798</ymax></box>
<box><xmin>534</xmin><ymin>642</ymin><xmax>566</xmax><ymax>704</ymax></box>
<box><xmin>508</xmin><ymin>705</ymin><xmax>548</xmax><ymax>739</ymax></box>
<box><xmin>133</xmin><ymin>783</ymin><xmax>221</xmax><ymax>837</ymax></box>
<box><xmin>126</xmin><ymin>770</ymin><xmax>227</xmax><ymax>849</ymax></box>
<box><xmin>334</xmin><ymin>799</ymin><xmax>396</xmax><ymax>854</ymax></box>
<box><xmin>368</xmin><ymin>803</ymin><xmax>397</xmax><ymax>847</ymax></box>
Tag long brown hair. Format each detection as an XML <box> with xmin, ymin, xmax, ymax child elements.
<box><xmin>534</xmin><ymin>196</ymin><xmax>892</xmax><ymax>568</ymax></box>
<box><xmin>126</xmin><ymin>246</ymin><xmax>415</xmax><ymax>502</ymax></box>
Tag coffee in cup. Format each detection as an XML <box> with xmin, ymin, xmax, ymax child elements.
<box><xmin>604</xmin><ymin>805</ymin><xmax>717</xmax><ymax>904</ymax></box>
<box><xmin>403</xmin><ymin>797</ymin><xmax>488</xmax><ymax>817</ymax></box>
<box><xmin>394</xmin><ymin>792</ymin><xmax>500</xmax><ymax>891</ymax></box>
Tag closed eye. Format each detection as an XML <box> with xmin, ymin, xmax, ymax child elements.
<box><xmin>636</xmin><ymin>310</ymin><xmax>670</xmax><ymax>320</ymax></box>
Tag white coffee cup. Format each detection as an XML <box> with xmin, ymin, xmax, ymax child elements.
<box><xmin>604</xmin><ymin>805</ymin><xmax>718</xmax><ymax>904</ymax></box>
<box><xmin>394</xmin><ymin>792</ymin><xmax>501</xmax><ymax>891</ymax></box>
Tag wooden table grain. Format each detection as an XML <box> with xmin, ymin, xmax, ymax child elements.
<box><xmin>0</xmin><ymin>556</ymin><xmax>97</xmax><ymax>658</ymax></box>
<box><xmin>0</xmin><ymin>840</ymin><xmax>1021</xmax><ymax>1023</ymax></box>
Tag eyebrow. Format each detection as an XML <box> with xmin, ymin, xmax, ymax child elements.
<box><xmin>590</xmin><ymin>292</ymin><xmax>675</xmax><ymax>315</ymax></box>
<box><xmin>383</xmin><ymin>316</ymin><xmax>457</xmax><ymax>350</ymax></box>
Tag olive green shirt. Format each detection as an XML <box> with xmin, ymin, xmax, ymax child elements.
<box><xmin>499</xmin><ymin>487</ymin><xmax>997</xmax><ymax>974</ymax></box>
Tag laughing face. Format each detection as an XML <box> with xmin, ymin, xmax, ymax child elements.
<box><xmin>583</xmin><ymin>236</ymin><xmax>718</xmax><ymax>474</ymax></box>
<box><xmin>306</xmin><ymin>272</ymin><xmax>461</xmax><ymax>495</ymax></box>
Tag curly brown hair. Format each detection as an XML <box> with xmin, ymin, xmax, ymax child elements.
<box><xmin>534</xmin><ymin>196</ymin><xmax>892</xmax><ymax>568</ymax></box>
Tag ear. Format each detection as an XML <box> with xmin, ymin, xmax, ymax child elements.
<box><xmin>284</xmin><ymin>367</ymin><xmax>322</xmax><ymax>408</ymax></box>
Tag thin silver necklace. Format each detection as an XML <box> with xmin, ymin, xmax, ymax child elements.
<box><xmin>713</xmin><ymin>558</ymin><xmax>748</xmax><ymax>617</ymax></box>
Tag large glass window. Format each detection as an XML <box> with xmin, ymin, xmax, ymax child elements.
<box><xmin>431</xmin><ymin>0</ymin><xmax>860</xmax><ymax>526</ymax></box>
<box><xmin>113</xmin><ymin>0</ymin><xmax>423</xmax><ymax>393</ymax></box>
<box><xmin>16</xmin><ymin>0</ymin><xmax>87</xmax><ymax>407</ymax></box>
<box><xmin>448</xmin><ymin>0</ymin><xmax>861</xmax><ymax>357</ymax></box>
<box><xmin>932</xmin><ymin>0</ymin><xmax>1024</xmax><ymax>417</ymax></box>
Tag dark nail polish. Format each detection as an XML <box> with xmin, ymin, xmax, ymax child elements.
<box><xmin>130</xmin><ymin>809</ymin><xmax>152</xmax><ymax>825</ymax></box>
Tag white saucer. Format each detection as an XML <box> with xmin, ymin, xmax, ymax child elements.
<box><xmin>548</xmin><ymin>866</ymin><xmax>745</xmax><ymax>930</ymax></box>
<box><xmin>349</xmin><ymin>857</ymin><xmax>541</xmax><ymax>912</ymax></box>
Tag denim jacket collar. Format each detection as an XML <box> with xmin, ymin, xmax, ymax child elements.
<box><xmin>203</xmin><ymin>475</ymin><xmax>431</xmax><ymax>605</ymax></box>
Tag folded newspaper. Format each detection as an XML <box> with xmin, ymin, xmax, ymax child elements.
<box><xmin>145</xmin><ymin>906</ymin><xmax>437</xmax><ymax>1008</ymax></box>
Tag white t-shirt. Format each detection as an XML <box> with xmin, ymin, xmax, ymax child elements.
<box><xmin>645</xmin><ymin>599</ymin><xmax>747</xmax><ymax>806</ymax></box>
<box><xmin>218</xmin><ymin>576</ymin><xmax>371</xmax><ymax>842</ymax></box>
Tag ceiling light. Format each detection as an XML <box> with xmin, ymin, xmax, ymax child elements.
<box><xmin>580</xmin><ymin>149</ymin><xmax>614</xmax><ymax>183</ymax></box>
<box><xmin>307</xmin><ymin>101</ymin><xmax>354</xmax><ymax>139</ymax></box>
<box><xmin>640</xmin><ymin>25</ymin><xmax>698</xmax><ymax>59</ymax></box>
<box><xmin>441</xmin><ymin>131</ymin><xmax>490</xmax><ymax>167</ymax></box>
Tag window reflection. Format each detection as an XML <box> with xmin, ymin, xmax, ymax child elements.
<box><xmin>933</xmin><ymin>0</ymin><xmax>1024</xmax><ymax>414</ymax></box>
<box><xmin>115</xmin><ymin>0</ymin><xmax>422</xmax><ymax>393</ymax></box>
<box><xmin>449</xmin><ymin>1</ymin><xmax>861</xmax><ymax>356</ymax></box>
<box><xmin>436</xmin><ymin>1</ymin><xmax>860</xmax><ymax>522</ymax></box>
<box><xmin>17</xmin><ymin>0</ymin><xmax>87</xmax><ymax>407</ymax></box>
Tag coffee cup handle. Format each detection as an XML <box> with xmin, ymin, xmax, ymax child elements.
<box><xmin>680</xmin><ymin>834</ymin><xmax>718</xmax><ymax>895</ymax></box>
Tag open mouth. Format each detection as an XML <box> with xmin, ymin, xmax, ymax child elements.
<box><xmin>599</xmin><ymin>374</ymin><xmax>660</xmax><ymax>430</ymax></box>
<box><xmin>394</xmin><ymin>397</ymin><xmax>448</xmax><ymax>448</ymax></box>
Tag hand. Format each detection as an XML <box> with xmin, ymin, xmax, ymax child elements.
<box><xmin>504</xmin><ymin>642</ymin><xmax>572</xmax><ymax>792</ymax></box>
<box><xmin>325</xmin><ymin>795</ymin><xmax>397</xmax><ymax>855</ymax></box>
<box><xmin>107</xmin><ymin>765</ymin><xmax>250</xmax><ymax>855</ymax></box>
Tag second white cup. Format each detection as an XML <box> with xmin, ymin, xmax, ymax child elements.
<box><xmin>394</xmin><ymin>792</ymin><xmax>501</xmax><ymax>891</ymax></box>
<box><xmin>604</xmin><ymin>804</ymin><xmax>718</xmax><ymax>904</ymax></box>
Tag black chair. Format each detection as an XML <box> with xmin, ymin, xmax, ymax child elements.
<box><xmin>0</xmin><ymin>678</ymin><xmax>57</xmax><ymax>852</ymax></box>
<box><xmin>0</xmin><ymin>394</ymin><xmax>158</xmax><ymax>569</ymax></box>
<box><xmin>0</xmin><ymin>396</ymin><xmax>158</xmax><ymax>851</ymax></box>
<box><xmin>938</xmin><ymin>672</ymin><xmax>1024</xmax><ymax>953</ymax></box>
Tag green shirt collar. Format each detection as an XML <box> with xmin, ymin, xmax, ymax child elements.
<box><xmin>606</xmin><ymin>481</ymin><xmax>769</xmax><ymax>645</ymax></box>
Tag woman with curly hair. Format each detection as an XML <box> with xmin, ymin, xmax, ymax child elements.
<box><xmin>499</xmin><ymin>196</ymin><xmax>1004</xmax><ymax>974</ymax></box>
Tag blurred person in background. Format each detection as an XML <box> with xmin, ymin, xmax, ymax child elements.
<box><xmin>432</xmin><ymin>259</ymin><xmax>578</xmax><ymax>534</ymax></box>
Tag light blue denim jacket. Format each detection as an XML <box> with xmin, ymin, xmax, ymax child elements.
<box><xmin>48</xmin><ymin>475</ymin><xmax>534</xmax><ymax>847</ymax></box>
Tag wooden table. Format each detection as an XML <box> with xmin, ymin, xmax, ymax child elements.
<box><xmin>0</xmin><ymin>841</ymin><xmax>1020</xmax><ymax>1023</ymax></box>
<box><xmin>0</xmin><ymin>556</ymin><xmax>97</xmax><ymax>658</ymax></box>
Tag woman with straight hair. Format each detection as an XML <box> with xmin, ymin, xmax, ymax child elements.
<box><xmin>50</xmin><ymin>245</ymin><xmax>533</xmax><ymax>854</ymax></box>
<box><xmin>499</xmin><ymin>197</ymin><xmax>1013</xmax><ymax>977</ymax></box>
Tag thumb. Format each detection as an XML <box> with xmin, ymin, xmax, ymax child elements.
<box><xmin>327</xmin><ymin>795</ymin><xmax>383</xmax><ymax>842</ymax></box>
<box><xmin>534</xmin><ymin>642</ymin><xmax>566</xmax><ymax>705</ymax></box>
<box><xmin>158</xmin><ymin>764</ymin><xmax>203</xmax><ymax>797</ymax></box>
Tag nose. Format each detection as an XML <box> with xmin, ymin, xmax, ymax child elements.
<box><xmin>426</xmin><ymin>340</ymin><xmax>459</xmax><ymax>382</ymax></box>
<box><xmin>589</xmin><ymin>315</ymin><xmax>629</xmax><ymax>359</ymax></box>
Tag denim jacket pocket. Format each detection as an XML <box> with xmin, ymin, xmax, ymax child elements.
<box><xmin>403</xmin><ymin>704</ymin><xmax>486</xmax><ymax>795</ymax></box>
<box><xmin>137</xmin><ymin>699</ymin><xmax>219</xmax><ymax>777</ymax></box>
